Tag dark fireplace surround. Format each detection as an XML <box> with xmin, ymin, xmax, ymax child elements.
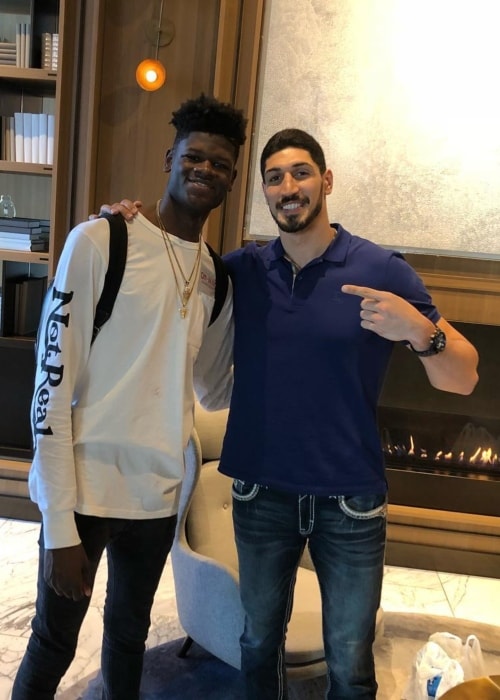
<box><xmin>0</xmin><ymin>251</ymin><xmax>499</xmax><ymax>577</ymax></box>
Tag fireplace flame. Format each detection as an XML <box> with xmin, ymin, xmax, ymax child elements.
<box><xmin>382</xmin><ymin>429</ymin><xmax>499</xmax><ymax>470</ymax></box>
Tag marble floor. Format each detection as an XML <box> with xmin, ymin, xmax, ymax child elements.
<box><xmin>1</xmin><ymin>516</ymin><xmax>500</xmax><ymax>699</ymax></box>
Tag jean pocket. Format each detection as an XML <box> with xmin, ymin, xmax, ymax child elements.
<box><xmin>231</xmin><ymin>479</ymin><xmax>260</xmax><ymax>502</ymax></box>
<box><xmin>338</xmin><ymin>493</ymin><xmax>387</xmax><ymax>520</ymax></box>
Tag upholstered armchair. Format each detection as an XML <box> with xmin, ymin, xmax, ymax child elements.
<box><xmin>171</xmin><ymin>403</ymin><xmax>327</xmax><ymax>679</ymax></box>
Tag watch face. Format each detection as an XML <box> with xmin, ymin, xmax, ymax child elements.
<box><xmin>433</xmin><ymin>329</ymin><xmax>446</xmax><ymax>352</ymax></box>
<box><xmin>407</xmin><ymin>326</ymin><xmax>446</xmax><ymax>356</ymax></box>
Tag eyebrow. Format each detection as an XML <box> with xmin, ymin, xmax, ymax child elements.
<box><xmin>265</xmin><ymin>161</ymin><xmax>313</xmax><ymax>174</ymax></box>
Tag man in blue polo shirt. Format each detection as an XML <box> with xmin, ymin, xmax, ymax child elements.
<box><xmin>219</xmin><ymin>129</ymin><xmax>478</xmax><ymax>700</ymax></box>
<box><xmin>103</xmin><ymin>128</ymin><xmax>478</xmax><ymax>700</ymax></box>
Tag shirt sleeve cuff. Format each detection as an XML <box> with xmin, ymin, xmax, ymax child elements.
<box><xmin>42</xmin><ymin>510</ymin><xmax>81</xmax><ymax>549</ymax></box>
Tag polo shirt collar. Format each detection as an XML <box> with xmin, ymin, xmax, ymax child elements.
<box><xmin>261</xmin><ymin>223</ymin><xmax>351</xmax><ymax>269</ymax></box>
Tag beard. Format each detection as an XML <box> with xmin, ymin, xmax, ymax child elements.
<box><xmin>269</xmin><ymin>191</ymin><xmax>324</xmax><ymax>234</ymax></box>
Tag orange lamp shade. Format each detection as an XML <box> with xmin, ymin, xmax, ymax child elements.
<box><xmin>136</xmin><ymin>59</ymin><xmax>166</xmax><ymax>91</ymax></box>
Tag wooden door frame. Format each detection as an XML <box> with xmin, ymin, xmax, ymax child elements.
<box><xmin>206</xmin><ymin>0</ymin><xmax>266</xmax><ymax>254</ymax></box>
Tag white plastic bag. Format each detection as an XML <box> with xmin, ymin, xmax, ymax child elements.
<box><xmin>429</xmin><ymin>632</ymin><xmax>486</xmax><ymax>680</ymax></box>
<box><xmin>405</xmin><ymin>631</ymin><xmax>486</xmax><ymax>699</ymax></box>
<box><xmin>461</xmin><ymin>634</ymin><xmax>486</xmax><ymax>680</ymax></box>
<box><xmin>404</xmin><ymin>640</ymin><xmax>464</xmax><ymax>699</ymax></box>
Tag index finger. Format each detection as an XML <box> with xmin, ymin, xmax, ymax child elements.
<box><xmin>341</xmin><ymin>284</ymin><xmax>386</xmax><ymax>300</ymax></box>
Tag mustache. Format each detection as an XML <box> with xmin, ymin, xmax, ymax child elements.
<box><xmin>277</xmin><ymin>195</ymin><xmax>309</xmax><ymax>210</ymax></box>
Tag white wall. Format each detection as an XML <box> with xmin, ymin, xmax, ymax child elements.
<box><xmin>246</xmin><ymin>0</ymin><xmax>500</xmax><ymax>258</ymax></box>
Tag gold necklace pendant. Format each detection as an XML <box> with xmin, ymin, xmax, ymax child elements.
<box><xmin>155</xmin><ymin>200</ymin><xmax>202</xmax><ymax>320</ymax></box>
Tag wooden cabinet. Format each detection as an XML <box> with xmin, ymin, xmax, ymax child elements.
<box><xmin>0</xmin><ymin>0</ymin><xmax>79</xmax><ymax>487</ymax></box>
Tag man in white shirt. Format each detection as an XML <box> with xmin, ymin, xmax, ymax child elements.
<box><xmin>12</xmin><ymin>93</ymin><xmax>247</xmax><ymax>700</ymax></box>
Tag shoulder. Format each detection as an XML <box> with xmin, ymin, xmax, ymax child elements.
<box><xmin>55</xmin><ymin>218</ymin><xmax>113</xmax><ymax>281</ymax></box>
<box><xmin>338</xmin><ymin>225</ymin><xmax>422</xmax><ymax>291</ymax></box>
<box><xmin>341</xmin><ymin>227</ymin><xmax>411</xmax><ymax>271</ymax></box>
<box><xmin>344</xmin><ymin>228</ymin><xmax>402</xmax><ymax>262</ymax></box>
<box><xmin>64</xmin><ymin>217</ymin><xmax>112</xmax><ymax>253</ymax></box>
<box><xmin>223</xmin><ymin>241</ymin><xmax>273</xmax><ymax>269</ymax></box>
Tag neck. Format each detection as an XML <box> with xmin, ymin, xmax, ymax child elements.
<box><xmin>279</xmin><ymin>222</ymin><xmax>336</xmax><ymax>268</ymax></box>
<box><xmin>145</xmin><ymin>196</ymin><xmax>205</xmax><ymax>243</ymax></box>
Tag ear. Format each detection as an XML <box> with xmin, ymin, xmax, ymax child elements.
<box><xmin>324</xmin><ymin>168</ymin><xmax>334</xmax><ymax>195</ymax></box>
<box><xmin>164</xmin><ymin>149</ymin><xmax>173</xmax><ymax>173</ymax></box>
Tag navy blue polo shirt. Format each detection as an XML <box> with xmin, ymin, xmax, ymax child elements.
<box><xmin>220</xmin><ymin>224</ymin><xmax>440</xmax><ymax>496</ymax></box>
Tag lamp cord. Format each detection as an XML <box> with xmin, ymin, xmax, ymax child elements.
<box><xmin>155</xmin><ymin>0</ymin><xmax>165</xmax><ymax>60</ymax></box>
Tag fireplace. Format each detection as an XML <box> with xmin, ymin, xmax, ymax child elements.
<box><xmin>380</xmin><ymin>322</ymin><xmax>500</xmax><ymax>518</ymax></box>
<box><xmin>379</xmin><ymin>253</ymin><xmax>500</xmax><ymax>577</ymax></box>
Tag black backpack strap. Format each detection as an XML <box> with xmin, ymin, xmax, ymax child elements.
<box><xmin>92</xmin><ymin>213</ymin><xmax>128</xmax><ymax>344</ymax></box>
<box><xmin>205</xmin><ymin>242</ymin><xmax>229</xmax><ymax>327</ymax></box>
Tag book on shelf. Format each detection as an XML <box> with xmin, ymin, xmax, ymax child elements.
<box><xmin>31</xmin><ymin>113</ymin><xmax>40</xmax><ymax>164</ymax></box>
<box><xmin>0</xmin><ymin>217</ymin><xmax>49</xmax><ymax>229</ymax></box>
<box><xmin>0</xmin><ymin>226</ymin><xmax>49</xmax><ymax>243</ymax></box>
<box><xmin>47</xmin><ymin>114</ymin><xmax>55</xmax><ymax>165</ymax></box>
<box><xmin>17</xmin><ymin>276</ymin><xmax>47</xmax><ymax>336</ymax></box>
<box><xmin>0</xmin><ymin>227</ymin><xmax>46</xmax><ymax>238</ymax></box>
<box><xmin>0</xmin><ymin>41</ymin><xmax>16</xmax><ymax>66</ymax></box>
<box><xmin>10</xmin><ymin>113</ymin><xmax>53</xmax><ymax>164</ymax></box>
<box><xmin>2</xmin><ymin>275</ymin><xmax>47</xmax><ymax>337</ymax></box>
<box><xmin>0</xmin><ymin>116</ymin><xmax>14</xmax><ymax>160</ymax></box>
<box><xmin>16</xmin><ymin>24</ymin><xmax>23</xmax><ymax>68</ymax></box>
<box><xmin>15</xmin><ymin>23</ymin><xmax>31</xmax><ymax>68</ymax></box>
<box><xmin>0</xmin><ymin>226</ymin><xmax>49</xmax><ymax>250</ymax></box>
<box><xmin>0</xmin><ymin>238</ymin><xmax>48</xmax><ymax>252</ymax></box>
<box><xmin>23</xmin><ymin>112</ymin><xmax>32</xmax><ymax>163</ymax></box>
<box><xmin>38</xmin><ymin>113</ymin><xmax>48</xmax><ymax>163</ymax></box>
<box><xmin>14</xmin><ymin>112</ymin><xmax>23</xmax><ymax>162</ymax></box>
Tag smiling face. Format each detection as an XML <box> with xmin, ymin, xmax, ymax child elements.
<box><xmin>165</xmin><ymin>131</ymin><xmax>237</xmax><ymax>215</ymax></box>
<box><xmin>262</xmin><ymin>147</ymin><xmax>333</xmax><ymax>234</ymax></box>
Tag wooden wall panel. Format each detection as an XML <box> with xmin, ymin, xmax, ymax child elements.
<box><xmin>71</xmin><ymin>0</ymin><xmax>265</xmax><ymax>252</ymax></box>
<box><xmin>93</xmin><ymin>0</ymin><xmax>220</xmax><ymax>210</ymax></box>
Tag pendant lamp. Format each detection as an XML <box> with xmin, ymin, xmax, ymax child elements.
<box><xmin>136</xmin><ymin>0</ymin><xmax>174</xmax><ymax>91</ymax></box>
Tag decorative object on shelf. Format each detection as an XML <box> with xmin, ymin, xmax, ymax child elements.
<box><xmin>136</xmin><ymin>0</ymin><xmax>174</xmax><ymax>91</ymax></box>
<box><xmin>0</xmin><ymin>195</ymin><xmax>16</xmax><ymax>218</ymax></box>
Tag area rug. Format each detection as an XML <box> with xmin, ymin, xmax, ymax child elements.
<box><xmin>74</xmin><ymin>612</ymin><xmax>500</xmax><ymax>700</ymax></box>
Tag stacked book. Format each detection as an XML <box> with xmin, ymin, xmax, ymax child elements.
<box><xmin>0</xmin><ymin>217</ymin><xmax>50</xmax><ymax>252</ymax></box>
<box><xmin>1</xmin><ymin>112</ymin><xmax>55</xmax><ymax>164</ymax></box>
<box><xmin>2</xmin><ymin>273</ymin><xmax>48</xmax><ymax>337</ymax></box>
<box><xmin>0</xmin><ymin>41</ymin><xmax>16</xmax><ymax>66</ymax></box>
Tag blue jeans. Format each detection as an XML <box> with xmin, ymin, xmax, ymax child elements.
<box><xmin>232</xmin><ymin>483</ymin><xmax>386</xmax><ymax>700</ymax></box>
<box><xmin>12</xmin><ymin>512</ymin><xmax>176</xmax><ymax>700</ymax></box>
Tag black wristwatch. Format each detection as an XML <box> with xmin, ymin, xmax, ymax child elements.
<box><xmin>406</xmin><ymin>324</ymin><xmax>446</xmax><ymax>357</ymax></box>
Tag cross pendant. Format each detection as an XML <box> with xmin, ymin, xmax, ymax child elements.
<box><xmin>179</xmin><ymin>307</ymin><xmax>188</xmax><ymax>319</ymax></box>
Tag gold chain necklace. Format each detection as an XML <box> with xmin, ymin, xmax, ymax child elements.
<box><xmin>156</xmin><ymin>200</ymin><xmax>202</xmax><ymax>319</ymax></box>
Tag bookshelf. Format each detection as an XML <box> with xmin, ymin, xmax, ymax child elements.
<box><xmin>0</xmin><ymin>0</ymin><xmax>80</xmax><ymax>488</ymax></box>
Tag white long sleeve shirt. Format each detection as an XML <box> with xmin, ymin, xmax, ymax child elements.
<box><xmin>29</xmin><ymin>214</ymin><xmax>233</xmax><ymax>549</ymax></box>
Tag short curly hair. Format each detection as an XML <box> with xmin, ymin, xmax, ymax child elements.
<box><xmin>260</xmin><ymin>129</ymin><xmax>327</xmax><ymax>179</ymax></box>
<box><xmin>170</xmin><ymin>93</ymin><xmax>247</xmax><ymax>160</ymax></box>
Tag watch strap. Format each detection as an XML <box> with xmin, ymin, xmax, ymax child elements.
<box><xmin>406</xmin><ymin>324</ymin><xmax>446</xmax><ymax>357</ymax></box>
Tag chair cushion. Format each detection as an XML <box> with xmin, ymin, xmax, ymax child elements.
<box><xmin>187</xmin><ymin>461</ymin><xmax>238</xmax><ymax>573</ymax></box>
<box><xmin>194</xmin><ymin>403</ymin><xmax>229</xmax><ymax>461</ymax></box>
